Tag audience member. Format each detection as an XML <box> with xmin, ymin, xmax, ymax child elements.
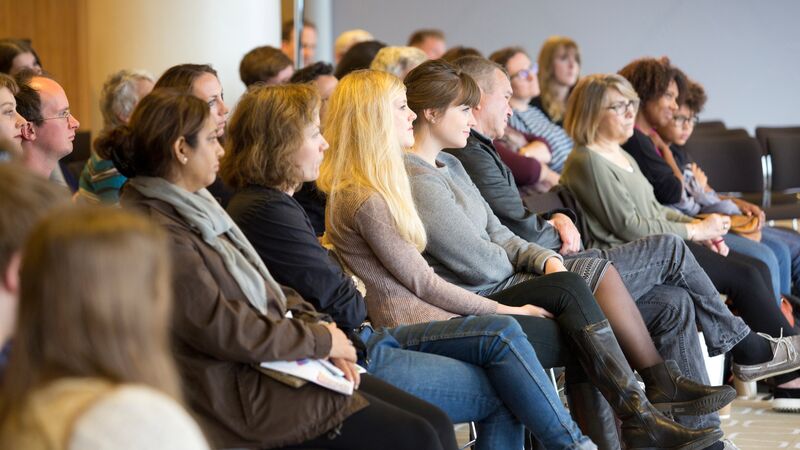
<box><xmin>281</xmin><ymin>19</ymin><xmax>317</xmax><ymax>66</ymax></box>
<box><xmin>559</xmin><ymin>73</ymin><xmax>800</xmax><ymax>405</ymax></box>
<box><xmin>333</xmin><ymin>40</ymin><xmax>386</xmax><ymax>79</ymax></box>
<box><xmin>534</xmin><ymin>36</ymin><xmax>581</xmax><ymax>125</ymax></box>
<box><xmin>0</xmin><ymin>74</ymin><xmax>26</xmax><ymax>159</ymax></box>
<box><xmin>154</xmin><ymin>64</ymin><xmax>233</xmax><ymax>206</ymax></box>
<box><xmin>0</xmin><ymin>39</ymin><xmax>43</xmax><ymax>76</ymax></box>
<box><xmin>0</xmin><ymin>205</ymin><xmax>209</xmax><ymax>449</ymax></box>
<box><xmin>320</xmin><ymin>68</ymin><xmax>722</xmax><ymax>450</ymax></box>
<box><xmin>77</xmin><ymin>69</ymin><xmax>154</xmax><ymax>204</ymax></box>
<box><xmin>407</xmin><ymin>29</ymin><xmax>446</xmax><ymax>60</ymax></box>
<box><xmin>223</xmin><ymin>81</ymin><xmax>594</xmax><ymax>450</ymax></box>
<box><xmin>239</xmin><ymin>46</ymin><xmax>294</xmax><ymax>88</ymax></box>
<box><xmin>113</xmin><ymin>88</ymin><xmax>454</xmax><ymax>450</ymax></box>
<box><xmin>334</xmin><ymin>29</ymin><xmax>374</xmax><ymax>64</ymax></box>
<box><xmin>620</xmin><ymin>58</ymin><xmax>787</xmax><ymax>304</ymax></box>
<box><xmin>14</xmin><ymin>73</ymin><xmax>80</xmax><ymax>179</ymax></box>
<box><xmin>369</xmin><ymin>46</ymin><xmax>427</xmax><ymax>80</ymax></box>
<box><xmin>0</xmin><ymin>164</ymin><xmax>68</xmax><ymax>377</ymax></box>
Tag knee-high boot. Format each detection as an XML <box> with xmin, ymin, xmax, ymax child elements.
<box><xmin>566</xmin><ymin>382</ymin><xmax>621</xmax><ymax>450</ymax></box>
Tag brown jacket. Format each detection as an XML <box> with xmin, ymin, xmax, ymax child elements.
<box><xmin>122</xmin><ymin>188</ymin><xmax>368</xmax><ymax>449</ymax></box>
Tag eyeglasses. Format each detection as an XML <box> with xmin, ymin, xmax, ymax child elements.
<box><xmin>673</xmin><ymin>114</ymin><xmax>700</xmax><ymax>127</ymax></box>
<box><xmin>41</xmin><ymin>109</ymin><xmax>72</xmax><ymax>122</ymax></box>
<box><xmin>605</xmin><ymin>100</ymin><xmax>639</xmax><ymax>116</ymax></box>
<box><xmin>511</xmin><ymin>63</ymin><xmax>538</xmax><ymax>80</ymax></box>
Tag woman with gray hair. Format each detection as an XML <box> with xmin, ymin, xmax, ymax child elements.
<box><xmin>77</xmin><ymin>69</ymin><xmax>154</xmax><ymax>205</ymax></box>
<box><xmin>369</xmin><ymin>46</ymin><xmax>427</xmax><ymax>80</ymax></box>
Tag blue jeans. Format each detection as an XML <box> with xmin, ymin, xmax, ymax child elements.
<box><xmin>725</xmin><ymin>233</ymin><xmax>787</xmax><ymax>303</ymax></box>
<box><xmin>360</xmin><ymin>315</ymin><xmax>593</xmax><ymax>450</ymax></box>
<box><xmin>762</xmin><ymin>226</ymin><xmax>800</xmax><ymax>294</ymax></box>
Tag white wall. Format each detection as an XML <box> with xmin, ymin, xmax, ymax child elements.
<box><xmin>332</xmin><ymin>0</ymin><xmax>800</xmax><ymax>132</ymax></box>
<box><xmin>86</xmin><ymin>0</ymin><xmax>281</xmax><ymax>131</ymax></box>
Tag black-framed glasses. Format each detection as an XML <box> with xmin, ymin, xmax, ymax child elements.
<box><xmin>606</xmin><ymin>100</ymin><xmax>639</xmax><ymax>116</ymax></box>
<box><xmin>674</xmin><ymin>114</ymin><xmax>700</xmax><ymax>127</ymax></box>
<box><xmin>511</xmin><ymin>63</ymin><xmax>538</xmax><ymax>80</ymax></box>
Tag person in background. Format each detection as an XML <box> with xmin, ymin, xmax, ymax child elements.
<box><xmin>239</xmin><ymin>46</ymin><xmax>294</xmax><ymax>88</ymax></box>
<box><xmin>0</xmin><ymin>39</ymin><xmax>43</xmax><ymax>76</ymax></box>
<box><xmin>0</xmin><ymin>206</ymin><xmax>209</xmax><ymax>450</ymax></box>
<box><xmin>14</xmin><ymin>73</ymin><xmax>80</xmax><ymax>181</ymax></box>
<box><xmin>77</xmin><ymin>69</ymin><xmax>154</xmax><ymax>204</ymax></box>
<box><xmin>334</xmin><ymin>29</ymin><xmax>374</xmax><ymax>65</ymax></box>
<box><xmin>0</xmin><ymin>74</ymin><xmax>27</xmax><ymax>160</ymax></box>
<box><xmin>281</xmin><ymin>19</ymin><xmax>317</xmax><ymax>66</ymax></box>
<box><xmin>370</xmin><ymin>46</ymin><xmax>428</xmax><ymax>80</ymax></box>
<box><xmin>440</xmin><ymin>46</ymin><xmax>482</xmax><ymax>63</ymax></box>
<box><xmin>0</xmin><ymin>164</ymin><xmax>69</xmax><ymax>378</ymax></box>
<box><xmin>533</xmin><ymin>36</ymin><xmax>581</xmax><ymax>125</ymax></box>
<box><xmin>407</xmin><ymin>29</ymin><xmax>447</xmax><ymax>60</ymax></box>
<box><xmin>334</xmin><ymin>40</ymin><xmax>386</xmax><ymax>79</ymax></box>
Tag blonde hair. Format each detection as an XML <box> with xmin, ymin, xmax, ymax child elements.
<box><xmin>0</xmin><ymin>206</ymin><xmax>182</xmax><ymax>425</ymax></box>
<box><xmin>370</xmin><ymin>46</ymin><xmax>428</xmax><ymax>79</ymax></box>
<box><xmin>334</xmin><ymin>29</ymin><xmax>374</xmax><ymax>61</ymax></box>
<box><xmin>317</xmin><ymin>70</ymin><xmax>427</xmax><ymax>251</ymax></box>
<box><xmin>537</xmin><ymin>36</ymin><xmax>581</xmax><ymax>122</ymax></box>
<box><xmin>564</xmin><ymin>73</ymin><xmax>639</xmax><ymax>147</ymax></box>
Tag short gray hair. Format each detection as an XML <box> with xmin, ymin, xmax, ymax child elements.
<box><xmin>100</xmin><ymin>69</ymin><xmax>154</xmax><ymax>129</ymax></box>
<box><xmin>451</xmin><ymin>56</ymin><xmax>506</xmax><ymax>93</ymax></box>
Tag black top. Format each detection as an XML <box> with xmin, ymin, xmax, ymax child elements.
<box><xmin>622</xmin><ymin>128</ymin><xmax>683</xmax><ymax>205</ymax></box>
<box><xmin>227</xmin><ymin>186</ymin><xmax>367</xmax><ymax>330</ymax></box>
<box><xmin>671</xmin><ymin>144</ymin><xmax>693</xmax><ymax>168</ymax></box>
<box><xmin>293</xmin><ymin>181</ymin><xmax>327</xmax><ymax>236</ymax></box>
<box><xmin>443</xmin><ymin>130</ymin><xmax>572</xmax><ymax>251</ymax></box>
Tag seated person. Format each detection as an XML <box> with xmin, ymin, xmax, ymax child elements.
<box><xmin>334</xmin><ymin>40</ymin><xmax>386</xmax><ymax>79</ymax></box>
<box><xmin>559</xmin><ymin>73</ymin><xmax>800</xmax><ymax>412</ymax></box>
<box><xmin>320</xmin><ymin>67</ymin><xmax>724</xmax><ymax>450</ymax></box>
<box><xmin>532</xmin><ymin>36</ymin><xmax>581</xmax><ymax>126</ymax></box>
<box><xmin>240</xmin><ymin>45</ymin><xmax>294</xmax><ymax>88</ymax></box>
<box><xmin>407</xmin><ymin>29</ymin><xmax>446</xmax><ymax>60</ymax></box>
<box><xmin>370</xmin><ymin>46</ymin><xmax>428</xmax><ymax>80</ymax></box>
<box><xmin>114</xmin><ymin>88</ymin><xmax>456</xmax><ymax>450</ymax></box>
<box><xmin>334</xmin><ymin>29</ymin><xmax>374</xmax><ymax>65</ymax></box>
<box><xmin>223</xmin><ymin>82</ymin><xmax>595</xmax><ymax>450</ymax></box>
<box><xmin>0</xmin><ymin>73</ymin><xmax>26</xmax><ymax>160</ymax></box>
<box><xmin>0</xmin><ymin>205</ymin><xmax>208</xmax><ymax>449</ymax></box>
<box><xmin>77</xmin><ymin>69</ymin><xmax>154</xmax><ymax>204</ymax></box>
<box><xmin>0</xmin><ymin>39</ymin><xmax>43</xmax><ymax>76</ymax></box>
<box><xmin>281</xmin><ymin>19</ymin><xmax>316</xmax><ymax>66</ymax></box>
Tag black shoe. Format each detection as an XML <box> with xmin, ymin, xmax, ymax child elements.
<box><xmin>640</xmin><ymin>360</ymin><xmax>736</xmax><ymax>416</ymax></box>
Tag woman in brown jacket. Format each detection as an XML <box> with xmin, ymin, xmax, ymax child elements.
<box><xmin>109</xmin><ymin>88</ymin><xmax>457</xmax><ymax>450</ymax></box>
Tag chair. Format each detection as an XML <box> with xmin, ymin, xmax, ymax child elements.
<box><xmin>755</xmin><ymin>126</ymin><xmax>800</xmax><ymax>152</ymax></box>
<box><xmin>682</xmin><ymin>135</ymin><xmax>766</xmax><ymax>204</ymax></box>
<box><xmin>693</xmin><ymin>120</ymin><xmax>726</xmax><ymax>133</ymax></box>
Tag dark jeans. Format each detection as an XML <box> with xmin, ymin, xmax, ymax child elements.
<box><xmin>279</xmin><ymin>375</ymin><xmax>457</xmax><ymax>450</ymax></box>
<box><xmin>687</xmin><ymin>241</ymin><xmax>798</xmax><ymax>337</ymax></box>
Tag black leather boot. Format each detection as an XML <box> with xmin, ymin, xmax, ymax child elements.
<box><xmin>639</xmin><ymin>360</ymin><xmax>736</xmax><ymax>416</ymax></box>
<box><xmin>566</xmin><ymin>382</ymin><xmax>621</xmax><ymax>450</ymax></box>
<box><xmin>571</xmin><ymin>321</ymin><xmax>723</xmax><ymax>450</ymax></box>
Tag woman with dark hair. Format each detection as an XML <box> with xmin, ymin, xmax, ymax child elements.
<box><xmin>112</xmin><ymin>88</ymin><xmax>456</xmax><ymax>450</ymax></box>
<box><xmin>0</xmin><ymin>206</ymin><xmax>209</xmax><ymax>449</ymax></box>
<box><xmin>0</xmin><ymin>39</ymin><xmax>42</xmax><ymax>76</ymax></box>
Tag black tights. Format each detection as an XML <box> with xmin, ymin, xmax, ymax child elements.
<box><xmin>279</xmin><ymin>375</ymin><xmax>458</xmax><ymax>450</ymax></box>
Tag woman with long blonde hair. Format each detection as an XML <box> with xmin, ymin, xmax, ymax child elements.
<box><xmin>0</xmin><ymin>206</ymin><xmax>208</xmax><ymax>450</ymax></box>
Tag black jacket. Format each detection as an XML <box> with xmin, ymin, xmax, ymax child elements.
<box><xmin>622</xmin><ymin>128</ymin><xmax>683</xmax><ymax>205</ymax></box>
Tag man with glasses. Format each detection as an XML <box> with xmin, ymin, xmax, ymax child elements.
<box><xmin>14</xmin><ymin>72</ymin><xmax>80</xmax><ymax>179</ymax></box>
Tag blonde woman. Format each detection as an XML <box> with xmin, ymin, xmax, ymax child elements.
<box><xmin>534</xmin><ymin>36</ymin><xmax>581</xmax><ymax>125</ymax></box>
<box><xmin>0</xmin><ymin>206</ymin><xmax>208</xmax><ymax>450</ymax></box>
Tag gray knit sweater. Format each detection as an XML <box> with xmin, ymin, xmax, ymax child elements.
<box><xmin>325</xmin><ymin>187</ymin><xmax>498</xmax><ymax>328</ymax></box>
<box><xmin>405</xmin><ymin>152</ymin><xmax>561</xmax><ymax>293</ymax></box>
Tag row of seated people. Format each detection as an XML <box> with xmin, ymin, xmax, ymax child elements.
<box><xmin>1</xmin><ymin>36</ymin><xmax>799</xmax><ymax>450</ymax></box>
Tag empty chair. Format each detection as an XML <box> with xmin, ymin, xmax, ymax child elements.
<box><xmin>692</xmin><ymin>120</ymin><xmax>726</xmax><ymax>133</ymax></box>
<box><xmin>682</xmin><ymin>135</ymin><xmax>765</xmax><ymax>200</ymax></box>
<box><xmin>756</xmin><ymin>126</ymin><xmax>800</xmax><ymax>152</ymax></box>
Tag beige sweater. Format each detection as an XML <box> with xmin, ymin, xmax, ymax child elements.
<box><xmin>326</xmin><ymin>188</ymin><xmax>498</xmax><ymax>328</ymax></box>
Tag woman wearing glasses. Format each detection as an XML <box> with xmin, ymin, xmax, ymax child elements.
<box><xmin>488</xmin><ymin>47</ymin><xmax>573</xmax><ymax>189</ymax></box>
<box><xmin>560</xmin><ymin>74</ymin><xmax>800</xmax><ymax>405</ymax></box>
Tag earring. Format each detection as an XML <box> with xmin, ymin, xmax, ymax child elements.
<box><xmin>182</xmin><ymin>157</ymin><xmax>188</xmax><ymax>164</ymax></box>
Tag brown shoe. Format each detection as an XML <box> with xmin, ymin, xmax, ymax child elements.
<box><xmin>732</xmin><ymin>332</ymin><xmax>800</xmax><ymax>382</ymax></box>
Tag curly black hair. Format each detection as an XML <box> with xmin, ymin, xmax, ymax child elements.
<box><xmin>618</xmin><ymin>57</ymin><xmax>686</xmax><ymax>106</ymax></box>
<box><xmin>682</xmin><ymin>79</ymin><xmax>707</xmax><ymax>114</ymax></box>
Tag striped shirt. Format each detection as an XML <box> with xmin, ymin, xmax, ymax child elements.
<box><xmin>508</xmin><ymin>106</ymin><xmax>574</xmax><ymax>173</ymax></box>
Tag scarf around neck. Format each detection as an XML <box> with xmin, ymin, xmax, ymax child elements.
<box><xmin>129</xmin><ymin>177</ymin><xmax>285</xmax><ymax>313</ymax></box>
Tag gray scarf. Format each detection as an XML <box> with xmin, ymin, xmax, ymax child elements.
<box><xmin>129</xmin><ymin>177</ymin><xmax>284</xmax><ymax>313</ymax></box>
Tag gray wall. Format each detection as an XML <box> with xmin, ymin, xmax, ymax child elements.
<box><xmin>332</xmin><ymin>0</ymin><xmax>800</xmax><ymax>132</ymax></box>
